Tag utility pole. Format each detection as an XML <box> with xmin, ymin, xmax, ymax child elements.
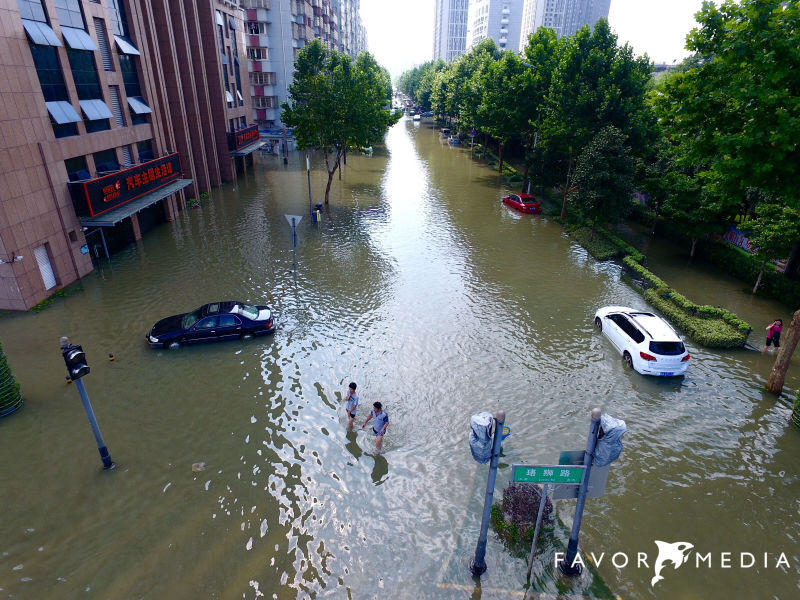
<box><xmin>306</xmin><ymin>152</ymin><xmax>313</xmax><ymax>219</ymax></box>
<box><xmin>470</xmin><ymin>410</ymin><xmax>506</xmax><ymax>577</ymax></box>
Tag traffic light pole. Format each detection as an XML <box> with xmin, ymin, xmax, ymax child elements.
<box><xmin>559</xmin><ymin>408</ymin><xmax>601</xmax><ymax>575</ymax></box>
<box><xmin>73</xmin><ymin>378</ymin><xmax>115</xmax><ymax>470</ymax></box>
<box><xmin>470</xmin><ymin>410</ymin><xmax>505</xmax><ymax>577</ymax></box>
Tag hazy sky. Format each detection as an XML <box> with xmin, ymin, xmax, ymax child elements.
<box><xmin>360</xmin><ymin>0</ymin><xmax>709</xmax><ymax>79</ymax></box>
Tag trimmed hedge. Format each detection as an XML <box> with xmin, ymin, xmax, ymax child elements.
<box><xmin>566</xmin><ymin>225</ymin><xmax>623</xmax><ymax>261</ymax></box>
<box><xmin>624</xmin><ymin>255</ymin><xmax>752</xmax><ymax>347</ymax></box>
<box><xmin>644</xmin><ymin>288</ymin><xmax>749</xmax><ymax>348</ymax></box>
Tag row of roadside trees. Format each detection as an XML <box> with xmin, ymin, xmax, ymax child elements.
<box><xmin>397</xmin><ymin>0</ymin><xmax>800</xmax><ymax>289</ymax></box>
<box><xmin>398</xmin><ymin>0</ymin><xmax>800</xmax><ymax>395</ymax></box>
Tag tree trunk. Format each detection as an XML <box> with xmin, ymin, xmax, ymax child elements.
<box><xmin>522</xmin><ymin>163</ymin><xmax>530</xmax><ymax>194</ymax></box>
<box><xmin>783</xmin><ymin>240</ymin><xmax>800</xmax><ymax>279</ymax></box>
<box><xmin>483</xmin><ymin>133</ymin><xmax>487</xmax><ymax>159</ymax></box>
<box><xmin>766</xmin><ymin>309</ymin><xmax>800</xmax><ymax>395</ymax></box>
<box><xmin>589</xmin><ymin>225</ymin><xmax>595</xmax><ymax>242</ymax></box>
<box><xmin>323</xmin><ymin>150</ymin><xmax>342</xmax><ymax>205</ymax></box>
<box><xmin>498</xmin><ymin>143</ymin><xmax>504</xmax><ymax>176</ymax></box>
<box><xmin>753</xmin><ymin>262</ymin><xmax>765</xmax><ymax>294</ymax></box>
<box><xmin>560</xmin><ymin>153</ymin><xmax>572</xmax><ymax>220</ymax></box>
<box><xmin>690</xmin><ymin>237</ymin><xmax>698</xmax><ymax>258</ymax></box>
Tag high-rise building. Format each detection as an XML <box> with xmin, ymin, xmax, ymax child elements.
<box><xmin>0</xmin><ymin>0</ymin><xmax>259</xmax><ymax>311</ymax></box>
<box><xmin>242</xmin><ymin>0</ymin><xmax>367</xmax><ymax>151</ymax></box>
<box><xmin>519</xmin><ymin>0</ymin><xmax>611</xmax><ymax>49</ymax></box>
<box><xmin>466</xmin><ymin>0</ymin><xmax>525</xmax><ymax>53</ymax></box>
<box><xmin>433</xmin><ymin>0</ymin><xmax>469</xmax><ymax>62</ymax></box>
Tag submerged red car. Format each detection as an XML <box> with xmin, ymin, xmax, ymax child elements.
<box><xmin>502</xmin><ymin>193</ymin><xmax>541</xmax><ymax>214</ymax></box>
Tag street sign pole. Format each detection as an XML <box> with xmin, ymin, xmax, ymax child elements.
<box><xmin>526</xmin><ymin>482</ymin><xmax>549</xmax><ymax>581</ymax></box>
<box><xmin>470</xmin><ymin>410</ymin><xmax>505</xmax><ymax>577</ymax></box>
<box><xmin>284</xmin><ymin>215</ymin><xmax>302</xmax><ymax>281</ymax></box>
<box><xmin>559</xmin><ymin>408</ymin><xmax>602</xmax><ymax>575</ymax></box>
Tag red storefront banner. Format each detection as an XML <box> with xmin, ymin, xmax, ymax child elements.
<box><xmin>228</xmin><ymin>124</ymin><xmax>260</xmax><ymax>151</ymax></box>
<box><xmin>69</xmin><ymin>153</ymin><xmax>182</xmax><ymax>218</ymax></box>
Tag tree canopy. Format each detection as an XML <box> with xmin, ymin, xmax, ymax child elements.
<box><xmin>282</xmin><ymin>40</ymin><xmax>397</xmax><ymax>204</ymax></box>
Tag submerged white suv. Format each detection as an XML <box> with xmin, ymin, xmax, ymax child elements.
<box><xmin>594</xmin><ymin>306</ymin><xmax>690</xmax><ymax>376</ymax></box>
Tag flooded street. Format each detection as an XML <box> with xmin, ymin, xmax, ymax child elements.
<box><xmin>1</xmin><ymin>118</ymin><xmax>799</xmax><ymax>599</ymax></box>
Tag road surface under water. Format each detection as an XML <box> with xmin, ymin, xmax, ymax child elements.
<box><xmin>0</xmin><ymin>118</ymin><xmax>798</xmax><ymax>599</ymax></box>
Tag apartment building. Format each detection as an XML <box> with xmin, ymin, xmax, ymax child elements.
<box><xmin>433</xmin><ymin>0</ymin><xmax>469</xmax><ymax>62</ymax></box>
<box><xmin>0</xmin><ymin>0</ymin><xmax>258</xmax><ymax>311</ymax></box>
<box><xmin>519</xmin><ymin>0</ymin><xmax>611</xmax><ymax>48</ymax></box>
<box><xmin>242</xmin><ymin>0</ymin><xmax>367</xmax><ymax>149</ymax></box>
<box><xmin>466</xmin><ymin>0</ymin><xmax>525</xmax><ymax>53</ymax></box>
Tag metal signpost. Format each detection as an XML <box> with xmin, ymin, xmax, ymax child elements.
<box><xmin>512</xmin><ymin>464</ymin><xmax>586</xmax><ymax>581</ymax></box>
<box><xmin>284</xmin><ymin>215</ymin><xmax>302</xmax><ymax>279</ymax></box>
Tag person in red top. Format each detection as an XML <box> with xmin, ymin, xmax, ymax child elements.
<box><xmin>764</xmin><ymin>319</ymin><xmax>783</xmax><ymax>351</ymax></box>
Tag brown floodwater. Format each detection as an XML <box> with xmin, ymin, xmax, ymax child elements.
<box><xmin>0</xmin><ymin>118</ymin><xmax>798</xmax><ymax>599</ymax></box>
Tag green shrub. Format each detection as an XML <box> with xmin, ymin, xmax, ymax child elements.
<box><xmin>596</xmin><ymin>229</ymin><xmax>644</xmax><ymax>263</ymax></box>
<box><xmin>623</xmin><ymin>256</ymin><xmax>668</xmax><ymax>288</ymax></box>
<box><xmin>567</xmin><ymin>226</ymin><xmax>622</xmax><ymax>261</ymax></box>
<box><xmin>644</xmin><ymin>288</ymin><xmax>748</xmax><ymax>348</ymax></box>
<box><xmin>696</xmin><ymin>241</ymin><xmax>800</xmax><ymax>308</ymax></box>
<box><xmin>490</xmin><ymin>483</ymin><xmax>553</xmax><ymax>554</ymax></box>
<box><xmin>0</xmin><ymin>340</ymin><xmax>22</xmax><ymax>417</ymax></box>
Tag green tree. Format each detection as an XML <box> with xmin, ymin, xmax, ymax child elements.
<box><xmin>476</xmin><ymin>51</ymin><xmax>528</xmax><ymax>174</ymax></box>
<box><xmin>655</xmin><ymin>0</ymin><xmax>800</xmax><ymax>274</ymax></box>
<box><xmin>569</xmin><ymin>126</ymin><xmax>635</xmax><ymax>239</ymax></box>
<box><xmin>282</xmin><ymin>41</ymin><xmax>397</xmax><ymax>204</ymax></box>
<box><xmin>540</xmin><ymin>19</ymin><xmax>653</xmax><ymax>190</ymax></box>
<box><xmin>741</xmin><ymin>203</ymin><xmax>800</xmax><ymax>293</ymax></box>
<box><xmin>520</xmin><ymin>27</ymin><xmax>563</xmax><ymax>191</ymax></box>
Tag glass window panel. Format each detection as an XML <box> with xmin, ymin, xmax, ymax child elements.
<box><xmin>66</xmin><ymin>48</ymin><xmax>102</xmax><ymax>100</ymax></box>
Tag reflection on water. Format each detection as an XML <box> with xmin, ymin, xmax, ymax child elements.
<box><xmin>0</xmin><ymin>118</ymin><xmax>798</xmax><ymax>600</ymax></box>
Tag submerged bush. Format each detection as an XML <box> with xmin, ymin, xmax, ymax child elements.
<box><xmin>491</xmin><ymin>483</ymin><xmax>553</xmax><ymax>553</ymax></box>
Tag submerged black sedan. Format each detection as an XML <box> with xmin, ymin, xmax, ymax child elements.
<box><xmin>147</xmin><ymin>302</ymin><xmax>275</xmax><ymax>349</ymax></box>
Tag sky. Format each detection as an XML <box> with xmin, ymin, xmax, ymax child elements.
<box><xmin>359</xmin><ymin>0</ymin><xmax>710</xmax><ymax>79</ymax></box>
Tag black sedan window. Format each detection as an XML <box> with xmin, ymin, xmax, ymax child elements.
<box><xmin>218</xmin><ymin>314</ymin><xmax>239</xmax><ymax>327</ymax></box>
<box><xmin>196</xmin><ymin>316</ymin><xmax>218</xmax><ymax>329</ymax></box>
<box><xmin>183</xmin><ymin>308</ymin><xmax>202</xmax><ymax>329</ymax></box>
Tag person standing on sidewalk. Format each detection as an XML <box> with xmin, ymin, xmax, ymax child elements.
<box><xmin>344</xmin><ymin>382</ymin><xmax>359</xmax><ymax>428</ymax></box>
<box><xmin>362</xmin><ymin>402</ymin><xmax>389</xmax><ymax>451</ymax></box>
<box><xmin>764</xmin><ymin>319</ymin><xmax>783</xmax><ymax>351</ymax></box>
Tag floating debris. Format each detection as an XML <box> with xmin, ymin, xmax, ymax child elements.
<box><xmin>192</xmin><ymin>462</ymin><xmax>207</xmax><ymax>472</ymax></box>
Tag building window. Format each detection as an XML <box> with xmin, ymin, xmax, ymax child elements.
<box><xmin>30</xmin><ymin>45</ymin><xmax>80</xmax><ymax>138</ymax></box>
<box><xmin>31</xmin><ymin>45</ymin><xmax>69</xmax><ymax>102</ymax></box>
<box><xmin>66</xmin><ymin>48</ymin><xmax>102</xmax><ymax>100</ymax></box>
<box><xmin>84</xmin><ymin>116</ymin><xmax>110</xmax><ymax>132</ymax></box>
<box><xmin>64</xmin><ymin>155</ymin><xmax>88</xmax><ymax>181</ymax></box>
<box><xmin>137</xmin><ymin>139</ymin><xmax>154</xmax><ymax>161</ymax></box>
<box><xmin>248</xmin><ymin>47</ymin><xmax>268</xmax><ymax>60</ymax></box>
<box><xmin>92</xmin><ymin>148</ymin><xmax>119</xmax><ymax>174</ymax></box>
<box><xmin>247</xmin><ymin>21</ymin><xmax>266</xmax><ymax>35</ymax></box>
<box><xmin>107</xmin><ymin>0</ymin><xmax>129</xmax><ymax>36</ymax></box>
<box><xmin>120</xmin><ymin>144</ymin><xmax>133</xmax><ymax>166</ymax></box>
<box><xmin>16</xmin><ymin>0</ymin><xmax>47</xmax><ymax>22</ymax></box>
<box><xmin>53</xmin><ymin>0</ymin><xmax>85</xmax><ymax>29</ymax></box>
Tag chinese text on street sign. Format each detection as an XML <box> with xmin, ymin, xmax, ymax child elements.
<box><xmin>512</xmin><ymin>464</ymin><xmax>585</xmax><ymax>485</ymax></box>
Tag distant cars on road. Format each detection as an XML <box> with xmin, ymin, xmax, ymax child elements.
<box><xmin>502</xmin><ymin>193</ymin><xmax>541</xmax><ymax>214</ymax></box>
<box><xmin>147</xmin><ymin>301</ymin><xmax>275</xmax><ymax>349</ymax></box>
<box><xmin>594</xmin><ymin>306</ymin><xmax>690</xmax><ymax>376</ymax></box>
